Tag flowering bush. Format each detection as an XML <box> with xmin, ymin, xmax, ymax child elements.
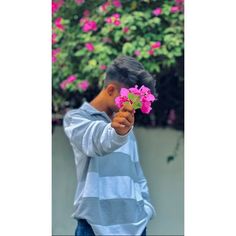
<box><xmin>52</xmin><ymin>0</ymin><xmax>184</xmax><ymax>130</ymax></box>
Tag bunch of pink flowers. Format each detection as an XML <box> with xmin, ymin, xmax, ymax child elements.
<box><xmin>80</xmin><ymin>17</ymin><xmax>97</xmax><ymax>32</ymax></box>
<box><xmin>105</xmin><ymin>13</ymin><xmax>121</xmax><ymax>26</ymax></box>
<box><xmin>115</xmin><ymin>85</ymin><xmax>156</xmax><ymax>114</ymax></box>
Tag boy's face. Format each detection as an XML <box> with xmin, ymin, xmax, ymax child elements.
<box><xmin>105</xmin><ymin>81</ymin><xmax>128</xmax><ymax>113</ymax></box>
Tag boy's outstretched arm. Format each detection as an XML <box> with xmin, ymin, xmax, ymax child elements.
<box><xmin>63</xmin><ymin>104</ymin><xmax>134</xmax><ymax>157</ymax></box>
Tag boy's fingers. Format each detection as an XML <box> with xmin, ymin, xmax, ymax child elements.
<box><xmin>116</xmin><ymin>111</ymin><xmax>134</xmax><ymax>123</ymax></box>
<box><xmin>115</xmin><ymin>117</ymin><xmax>131</xmax><ymax>127</ymax></box>
<box><xmin>111</xmin><ymin>122</ymin><xmax>125</xmax><ymax>129</ymax></box>
<box><xmin>120</xmin><ymin>103</ymin><xmax>134</xmax><ymax>113</ymax></box>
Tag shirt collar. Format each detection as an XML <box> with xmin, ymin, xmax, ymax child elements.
<box><xmin>80</xmin><ymin>101</ymin><xmax>111</xmax><ymax>122</ymax></box>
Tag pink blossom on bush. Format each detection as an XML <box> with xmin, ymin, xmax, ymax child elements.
<box><xmin>52</xmin><ymin>0</ymin><xmax>64</xmax><ymax>15</ymax></box>
<box><xmin>152</xmin><ymin>8</ymin><xmax>162</xmax><ymax>16</ymax></box>
<box><xmin>83</xmin><ymin>9</ymin><xmax>90</xmax><ymax>17</ymax></box>
<box><xmin>175</xmin><ymin>0</ymin><xmax>184</xmax><ymax>4</ymax></box>
<box><xmin>52</xmin><ymin>48</ymin><xmax>61</xmax><ymax>63</ymax></box>
<box><xmin>114</xmin><ymin>20</ymin><xmax>121</xmax><ymax>26</ymax></box>
<box><xmin>148</xmin><ymin>49</ymin><xmax>154</xmax><ymax>55</ymax></box>
<box><xmin>85</xmin><ymin>43</ymin><xmax>94</xmax><ymax>51</ymax></box>
<box><xmin>78</xmin><ymin>80</ymin><xmax>89</xmax><ymax>91</ymax></box>
<box><xmin>75</xmin><ymin>0</ymin><xmax>85</xmax><ymax>5</ymax></box>
<box><xmin>67</xmin><ymin>75</ymin><xmax>77</xmax><ymax>83</ymax></box>
<box><xmin>82</xmin><ymin>19</ymin><xmax>97</xmax><ymax>32</ymax></box>
<box><xmin>123</xmin><ymin>27</ymin><xmax>129</xmax><ymax>33</ymax></box>
<box><xmin>100</xmin><ymin>65</ymin><xmax>107</xmax><ymax>70</ymax></box>
<box><xmin>170</xmin><ymin>6</ymin><xmax>180</xmax><ymax>13</ymax></box>
<box><xmin>105</xmin><ymin>13</ymin><xmax>121</xmax><ymax>26</ymax></box>
<box><xmin>113</xmin><ymin>0</ymin><xmax>122</xmax><ymax>8</ymax></box>
<box><xmin>134</xmin><ymin>50</ymin><xmax>141</xmax><ymax>56</ymax></box>
<box><xmin>113</xmin><ymin>13</ymin><xmax>120</xmax><ymax>18</ymax></box>
<box><xmin>100</xmin><ymin>1</ymin><xmax>110</xmax><ymax>12</ymax></box>
<box><xmin>151</xmin><ymin>41</ymin><xmax>161</xmax><ymax>49</ymax></box>
<box><xmin>55</xmin><ymin>17</ymin><xmax>64</xmax><ymax>31</ymax></box>
<box><xmin>60</xmin><ymin>75</ymin><xmax>77</xmax><ymax>90</ymax></box>
<box><xmin>60</xmin><ymin>80</ymin><xmax>68</xmax><ymax>90</ymax></box>
<box><xmin>105</xmin><ymin>17</ymin><xmax>112</xmax><ymax>24</ymax></box>
<box><xmin>52</xmin><ymin>33</ymin><xmax>57</xmax><ymax>44</ymax></box>
<box><xmin>52</xmin><ymin>2</ymin><xmax>59</xmax><ymax>14</ymax></box>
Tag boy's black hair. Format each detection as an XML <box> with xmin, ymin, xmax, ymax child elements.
<box><xmin>104</xmin><ymin>55</ymin><xmax>157</xmax><ymax>96</ymax></box>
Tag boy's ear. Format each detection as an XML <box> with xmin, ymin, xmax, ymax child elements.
<box><xmin>106</xmin><ymin>84</ymin><xmax>116</xmax><ymax>96</ymax></box>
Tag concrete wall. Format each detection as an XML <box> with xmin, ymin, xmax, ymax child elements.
<box><xmin>52</xmin><ymin>126</ymin><xmax>184</xmax><ymax>236</ymax></box>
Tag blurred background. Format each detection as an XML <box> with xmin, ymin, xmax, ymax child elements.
<box><xmin>52</xmin><ymin>0</ymin><xmax>184</xmax><ymax>235</ymax></box>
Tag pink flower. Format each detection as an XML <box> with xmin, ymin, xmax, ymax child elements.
<box><xmin>123</xmin><ymin>27</ymin><xmax>129</xmax><ymax>33</ymax></box>
<box><xmin>82</xmin><ymin>20</ymin><xmax>97</xmax><ymax>32</ymax></box>
<box><xmin>52</xmin><ymin>0</ymin><xmax>64</xmax><ymax>14</ymax></box>
<box><xmin>141</xmin><ymin>100</ymin><xmax>152</xmax><ymax>114</ymax></box>
<box><xmin>148</xmin><ymin>49</ymin><xmax>154</xmax><ymax>55</ymax></box>
<box><xmin>134</xmin><ymin>50</ymin><xmax>141</xmax><ymax>56</ymax></box>
<box><xmin>75</xmin><ymin>0</ymin><xmax>85</xmax><ymax>5</ymax></box>
<box><xmin>115</xmin><ymin>85</ymin><xmax>156</xmax><ymax>114</ymax></box>
<box><xmin>100</xmin><ymin>65</ymin><xmax>107</xmax><ymax>70</ymax></box>
<box><xmin>85</xmin><ymin>43</ymin><xmax>94</xmax><ymax>52</ymax></box>
<box><xmin>113</xmin><ymin>0</ymin><xmax>122</xmax><ymax>8</ymax></box>
<box><xmin>113</xmin><ymin>13</ymin><xmax>120</xmax><ymax>19</ymax></box>
<box><xmin>151</xmin><ymin>41</ymin><xmax>161</xmax><ymax>49</ymax></box>
<box><xmin>55</xmin><ymin>17</ymin><xmax>64</xmax><ymax>31</ymax></box>
<box><xmin>52</xmin><ymin>33</ymin><xmax>57</xmax><ymax>44</ymax></box>
<box><xmin>152</xmin><ymin>8</ymin><xmax>162</xmax><ymax>16</ymax></box>
<box><xmin>83</xmin><ymin>10</ymin><xmax>90</xmax><ymax>17</ymax></box>
<box><xmin>105</xmin><ymin>13</ymin><xmax>121</xmax><ymax>26</ymax></box>
<box><xmin>60</xmin><ymin>80</ymin><xmax>68</xmax><ymax>90</ymax></box>
<box><xmin>140</xmin><ymin>85</ymin><xmax>155</xmax><ymax>102</ymax></box>
<box><xmin>115</xmin><ymin>96</ymin><xmax>129</xmax><ymax>109</ymax></box>
<box><xmin>80</xmin><ymin>17</ymin><xmax>88</xmax><ymax>25</ymax></box>
<box><xmin>105</xmin><ymin>17</ymin><xmax>112</xmax><ymax>24</ymax></box>
<box><xmin>128</xmin><ymin>85</ymin><xmax>140</xmax><ymax>95</ymax></box>
<box><xmin>67</xmin><ymin>75</ymin><xmax>77</xmax><ymax>83</ymax></box>
<box><xmin>52</xmin><ymin>48</ymin><xmax>61</xmax><ymax>63</ymax></box>
<box><xmin>175</xmin><ymin>0</ymin><xmax>184</xmax><ymax>4</ymax></box>
<box><xmin>100</xmin><ymin>1</ymin><xmax>110</xmax><ymax>12</ymax></box>
<box><xmin>170</xmin><ymin>6</ymin><xmax>180</xmax><ymax>13</ymax></box>
<box><xmin>78</xmin><ymin>80</ymin><xmax>89</xmax><ymax>91</ymax></box>
<box><xmin>167</xmin><ymin>109</ymin><xmax>176</xmax><ymax>125</ymax></box>
<box><xmin>120</xmin><ymin>88</ymin><xmax>130</xmax><ymax>97</ymax></box>
<box><xmin>114</xmin><ymin>20</ymin><xmax>121</xmax><ymax>26</ymax></box>
<box><xmin>52</xmin><ymin>2</ymin><xmax>59</xmax><ymax>14</ymax></box>
<box><xmin>60</xmin><ymin>75</ymin><xmax>77</xmax><ymax>90</ymax></box>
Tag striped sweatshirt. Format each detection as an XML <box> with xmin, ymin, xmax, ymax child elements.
<box><xmin>63</xmin><ymin>101</ymin><xmax>157</xmax><ymax>236</ymax></box>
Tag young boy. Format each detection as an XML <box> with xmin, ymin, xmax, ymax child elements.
<box><xmin>63</xmin><ymin>55</ymin><xmax>157</xmax><ymax>236</ymax></box>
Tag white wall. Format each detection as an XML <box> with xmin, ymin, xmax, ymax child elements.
<box><xmin>52</xmin><ymin>126</ymin><xmax>184</xmax><ymax>236</ymax></box>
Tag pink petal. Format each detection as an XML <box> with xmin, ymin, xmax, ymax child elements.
<box><xmin>152</xmin><ymin>8</ymin><xmax>162</xmax><ymax>16</ymax></box>
<box><xmin>78</xmin><ymin>80</ymin><xmax>89</xmax><ymax>91</ymax></box>
<box><xmin>67</xmin><ymin>75</ymin><xmax>77</xmax><ymax>83</ymax></box>
<box><xmin>170</xmin><ymin>6</ymin><xmax>180</xmax><ymax>13</ymax></box>
<box><xmin>113</xmin><ymin>0</ymin><xmax>122</xmax><ymax>8</ymax></box>
<box><xmin>120</xmin><ymin>88</ymin><xmax>129</xmax><ymax>97</ymax></box>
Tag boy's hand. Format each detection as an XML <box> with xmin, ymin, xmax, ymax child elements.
<box><xmin>111</xmin><ymin>103</ymin><xmax>135</xmax><ymax>135</ymax></box>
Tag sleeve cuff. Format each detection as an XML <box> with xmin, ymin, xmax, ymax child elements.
<box><xmin>108</xmin><ymin>123</ymin><xmax>133</xmax><ymax>144</ymax></box>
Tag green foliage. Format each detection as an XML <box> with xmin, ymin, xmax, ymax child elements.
<box><xmin>52</xmin><ymin>0</ymin><xmax>184</xmax><ymax>118</ymax></box>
